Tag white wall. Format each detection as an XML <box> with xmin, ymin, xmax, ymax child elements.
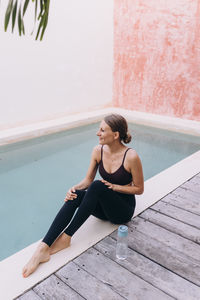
<box><xmin>0</xmin><ymin>0</ymin><xmax>113</xmax><ymax>129</ymax></box>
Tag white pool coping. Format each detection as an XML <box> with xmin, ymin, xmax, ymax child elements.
<box><xmin>0</xmin><ymin>108</ymin><xmax>200</xmax><ymax>300</ymax></box>
<box><xmin>0</xmin><ymin>107</ymin><xmax>200</xmax><ymax>146</ymax></box>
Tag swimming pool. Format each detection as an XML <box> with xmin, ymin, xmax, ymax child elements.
<box><xmin>0</xmin><ymin>122</ymin><xmax>200</xmax><ymax>261</ymax></box>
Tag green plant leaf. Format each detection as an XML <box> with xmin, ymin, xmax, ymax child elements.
<box><xmin>12</xmin><ymin>0</ymin><xmax>18</xmax><ymax>32</ymax></box>
<box><xmin>39</xmin><ymin>0</ymin><xmax>43</xmax><ymax>12</ymax></box>
<box><xmin>22</xmin><ymin>18</ymin><xmax>25</xmax><ymax>35</ymax></box>
<box><xmin>35</xmin><ymin>13</ymin><xmax>44</xmax><ymax>40</ymax></box>
<box><xmin>39</xmin><ymin>0</ymin><xmax>50</xmax><ymax>40</ymax></box>
<box><xmin>40</xmin><ymin>16</ymin><xmax>48</xmax><ymax>40</ymax></box>
<box><xmin>4</xmin><ymin>0</ymin><xmax>14</xmax><ymax>31</ymax></box>
<box><xmin>23</xmin><ymin>0</ymin><xmax>30</xmax><ymax>16</ymax></box>
<box><xmin>34</xmin><ymin>0</ymin><xmax>38</xmax><ymax>21</ymax></box>
<box><xmin>18</xmin><ymin>4</ymin><xmax>22</xmax><ymax>36</ymax></box>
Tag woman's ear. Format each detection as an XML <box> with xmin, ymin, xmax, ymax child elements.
<box><xmin>114</xmin><ymin>131</ymin><xmax>120</xmax><ymax>140</ymax></box>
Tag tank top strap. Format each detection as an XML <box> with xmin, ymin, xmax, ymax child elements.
<box><xmin>122</xmin><ymin>148</ymin><xmax>130</xmax><ymax>165</ymax></box>
<box><xmin>101</xmin><ymin>145</ymin><xmax>104</xmax><ymax>161</ymax></box>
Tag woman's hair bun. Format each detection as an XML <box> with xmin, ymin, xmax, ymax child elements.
<box><xmin>123</xmin><ymin>132</ymin><xmax>132</xmax><ymax>144</ymax></box>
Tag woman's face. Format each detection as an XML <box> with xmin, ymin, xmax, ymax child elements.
<box><xmin>97</xmin><ymin>120</ymin><xmax>117</xmax><ymax>145</ymax></box>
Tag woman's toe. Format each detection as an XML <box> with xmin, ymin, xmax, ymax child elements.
<box><xmin>22</xmin><ymin>268</ymin><xmax>27</xmax><ymax>277</ymax></box>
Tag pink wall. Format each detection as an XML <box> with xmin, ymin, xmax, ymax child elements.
<box><xmin>113</xmin><ymin>0</ymin><xmax>200</xmax><ymax>121</ymax></box>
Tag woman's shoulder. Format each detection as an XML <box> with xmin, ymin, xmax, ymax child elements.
<box><xmin>126</xmin><ymin>148</ymin><xmax>140</xmax><ymax>161</ymax></box>
<box><xmin>92</xmin><ymin>145</ymin><xmax>102</xmax><ymax>162</ymax></box>
<box><xmin>93</xmin><ymin>144</ymin><xmax>102</xmax><ymax>153</ymax></box>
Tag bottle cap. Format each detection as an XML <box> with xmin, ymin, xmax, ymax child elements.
<box><xmin>118</xmin><ymin>225</ymin><xmax>128</xmax><ymax>237</ymax></box>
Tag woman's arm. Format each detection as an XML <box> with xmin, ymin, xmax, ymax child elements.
<box><xmin>74</xmin><ymin>145</ymin><xmax>100</xmax><ymax>189</ymax></box>
<box><xmin>65</xmin><ymin>145</ymin><xmax>100</xmax><ymax>201</ymax></box>
<box><xmin>102</xmin><ymin>150</ymin><xmax>144</xmax><ymax>195</ymax></box>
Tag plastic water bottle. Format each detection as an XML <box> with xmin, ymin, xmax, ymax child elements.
<box><xmin>116</xmin><ymin>225</ymin><xmax>128</xmax><ymax>260</ymax></box>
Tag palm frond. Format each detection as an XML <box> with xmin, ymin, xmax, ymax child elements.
<box><xmin>4</xmin><ymin>0</ymin><xmax>13</xmax><ymax>31</ymax></box>
<box><xmin>23</xmin><ymin>0</ymin><xmax>30</xmax><ymax>16</ymax></box>
<box><xmin>4</xmin><ymin>0</ymin><xmax>50</xmax><ymax>40</ymax></box>
<box><xmin>12</xmin><ymin>0</ymin><xmax>18</xmax><ymax>32</ymax></box>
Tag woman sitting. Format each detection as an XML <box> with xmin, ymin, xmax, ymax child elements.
<box><xmin>22</xmin><ymin>113</ymin><xmax>144</xmax><ymax>278</ymax></box>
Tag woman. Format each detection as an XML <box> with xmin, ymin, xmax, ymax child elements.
<box><xmin>22</xmin><ymin>113</ymin><xmax>144</xmax><ymax>278</ymax></box>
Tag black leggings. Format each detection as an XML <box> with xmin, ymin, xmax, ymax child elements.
<box><xmin>42</xmin><ymin>180</ymin><xmax>135</xmax><ymax>247</ymax></box>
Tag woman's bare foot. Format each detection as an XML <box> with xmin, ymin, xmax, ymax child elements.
<box><xmin>50</xmin><ymin>233</ymin><xmax>71</xmax><ymax>255</ymax></box>
<box><xmin>22</xmin><ymin>242</ymin><xmax>50</xmax><ymax>278</ymax></box>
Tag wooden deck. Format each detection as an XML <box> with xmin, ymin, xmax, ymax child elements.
<box><xmin>17</xmin><ymin>173</ymin><xmax>200</xmax><ymax>300</ymax></box>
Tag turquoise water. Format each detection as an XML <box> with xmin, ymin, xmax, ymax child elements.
<box><xmin>0</xmin><ymin>123</ymin><xmax>200</xmax><ymax>260</ymax></box>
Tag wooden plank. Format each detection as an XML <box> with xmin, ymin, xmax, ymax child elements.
<box><xmin>172</xmin><ymin>186</ymin><xmax>199</xmax><ymax>202</ymax></box>
<box><xmin>161</xmin><ymin>193</ymin><xmax>200</xmax><ymax>216</ymax></box>
<box><xmin>151</xmin><ymin>201</ymin><xmax>200</xmax><ymax>229</ymax></box>
<box><xmin>132</xmin><ymin>217</ymin><xmax>200</xmax><ymax>261</ymax></box>
<box><xmin>189</xmin><ymin>175</ymin><xmax>200</xmax><ymax>184</ymax></box>
<box><xmin>181</xmin><ymin>181</ymin><xmax>200</xmax><ymax>194</ymax></box>
<box><xmin>56</xmin><ymin>261</ymin><xmax>125</xmax><ymax>300</ymax></box>
<box><xmin>33</xmin><ymin>274</ymin><xmax>83</xmax><ymax>300</ymax></box>
<box><xmin>17</xmin><ymin>290</ymin><xmax>41</xmax><ymax>300</ymax></box>
<box><xmin>111</xmin><ymin>220</ymin><xmax>200</xmax><ymax>286</ymax></box>
<box><xmin>72</xmin><ymin>248</ymin><xmax>173</xmax><ymax>300</ymax></box>
<box><xmin>140</xmin><ymin>208</ymin><xmax>200</xmax><ymax>244</ymax></box>
<box><xmin>195</xmin><ymin>173</ymin><xmax>200</xmax><ymax>179</ymax></box>
<box><xmin>94</xmin><ymin>236</ymin><xmax>200</xmax><ymax>300</ymax></box>
<box><xmin>187</xmin><ymin>174</ymin><xmax>200</xmax><ymax>184</ymax></box>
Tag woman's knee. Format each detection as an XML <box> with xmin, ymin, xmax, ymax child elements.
<box><xmin>88</xmin><ymin>180</ymin><xmax>106</xmax><ymax>192</ymax></box>
<box><xmin>74</xmin><ymin>189</ymin><xmax>85</xmax><ymax>198</ymax></box>
<box><xmin>66</xmin><ymin>189</ymin><xmax>85</xmax><ymax>207</ymax></box>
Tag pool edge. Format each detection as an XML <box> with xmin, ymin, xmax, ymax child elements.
<box><xmin>0</xmin><ymin>108</ymin><xmax>200</xmax><ymax>147</ymax></box>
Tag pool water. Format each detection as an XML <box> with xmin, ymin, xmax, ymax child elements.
<box><xmin>0</xmin><ymin>123</ymin><xmax>200</xmax><ymax>260</ymax></box>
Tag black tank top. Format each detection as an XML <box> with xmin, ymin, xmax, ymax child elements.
<box><xmin>98</xmin><ymin>146</ymin><xmax>132</xmax><ymax>185</ymax></box>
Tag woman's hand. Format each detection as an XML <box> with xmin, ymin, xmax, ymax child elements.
<box><xmin>101</xmin><ymin>180</ymin><xmax>116</xmax><ymax>191</ymax></box>
<box><xmin>64</xmin><ymin>186</ymin><xmax>77</xmax><ymax>202</ymax></box>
